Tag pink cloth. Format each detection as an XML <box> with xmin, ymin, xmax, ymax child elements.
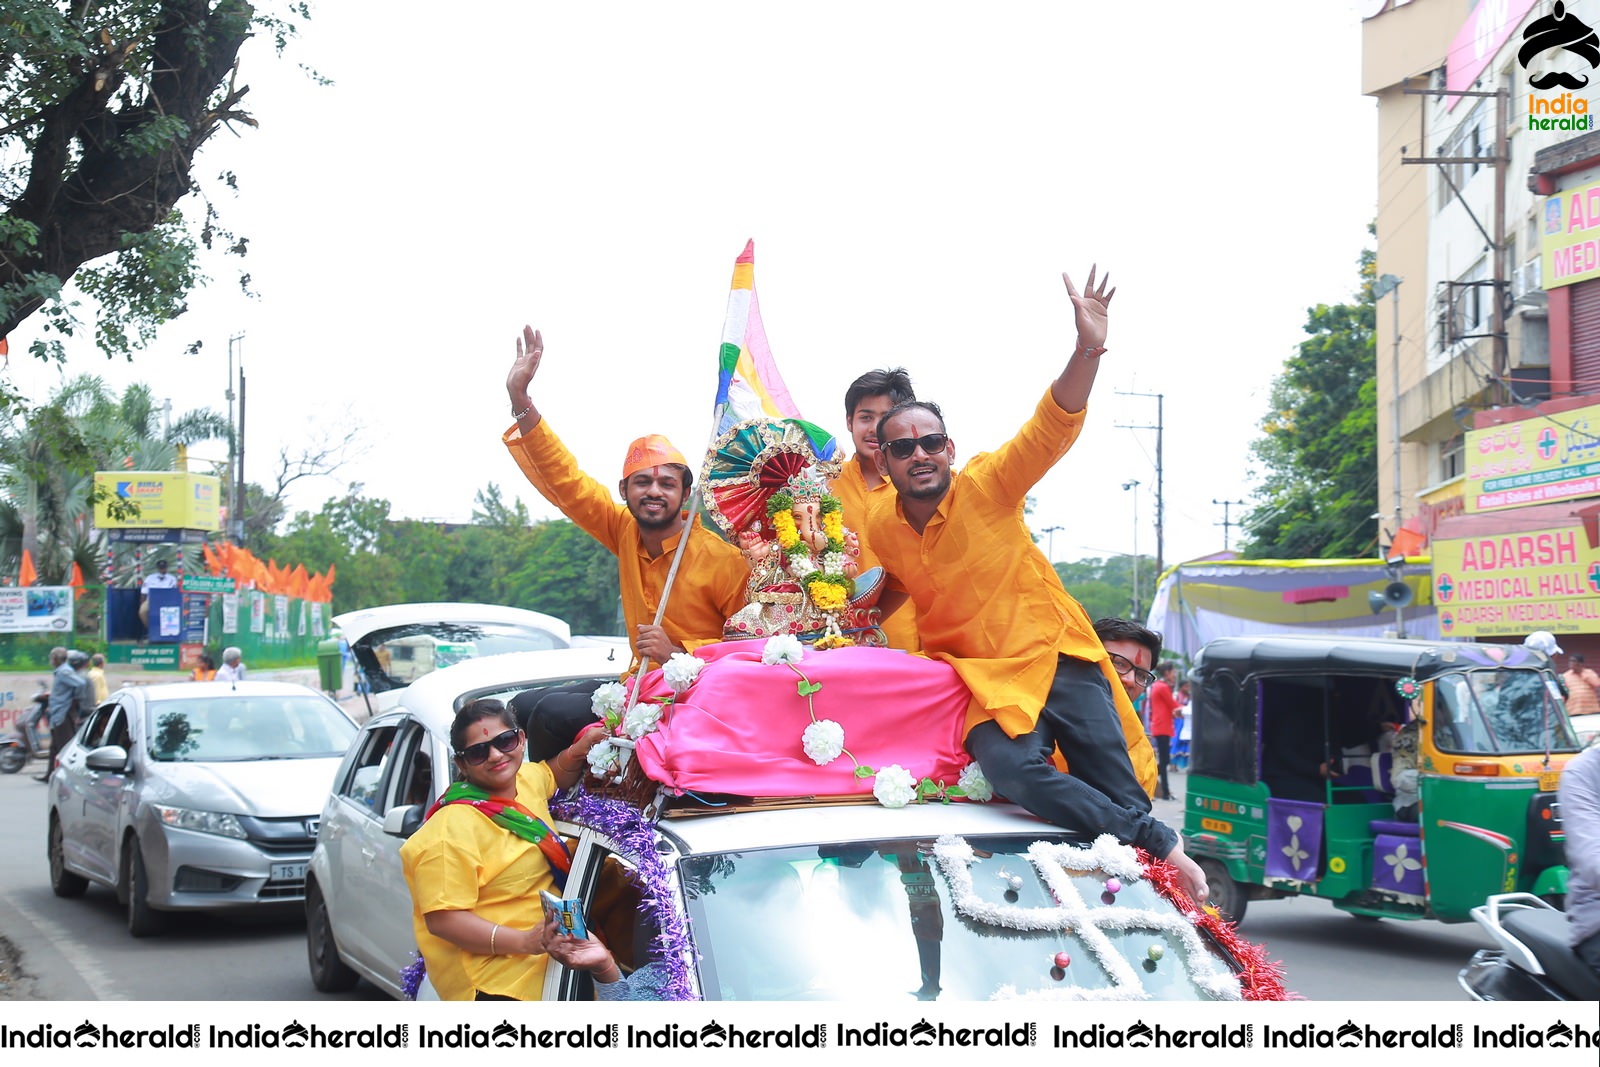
<box><xmin>631</xmin><ymin>641</ymin><xmax>972</xmax><ymax>797</ymax></box>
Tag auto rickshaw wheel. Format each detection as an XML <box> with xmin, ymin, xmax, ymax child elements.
<box><xmin>1197</xmin><ymin>857</ymin><xmax>1246</xmax><ymax>925</ymax></box>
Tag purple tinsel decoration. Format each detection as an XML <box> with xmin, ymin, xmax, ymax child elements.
<box><xmin>550</xmin><ymin>788</ymin><xmax>697</xmax><ymax>1000</ymax></box>
<box><xmin>400</xmin><ymin>951</ymin><xmax>426</xmax><ymax>1000</ymax></box>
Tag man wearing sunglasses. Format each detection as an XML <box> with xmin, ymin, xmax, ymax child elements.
<box><xmin>863</xmin><ymin>267</ymin><xmax>1206</xmax><ymax>905</ymax></box>
<box><xmin>828</xmin><ymin>366</ymin><xmax>921</xmax><ymax>650</ymax></box>
<box><xmin>503</xmin><ymin>325</ymin><xmax>750</xmax><ymax>669</ymax></box>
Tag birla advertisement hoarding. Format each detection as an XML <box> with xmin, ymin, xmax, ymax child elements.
<box><xmin>92</xmin><ymin>471</ymin><xmax>221</xmax><ymax>531</ymax></box>
<box><xmin>1432</xmin><ymin>525</ymin><xmax>1600</xmax><ymax>637</ymax></box>
<box><xmin>1463</xmin><ymin>402</ymin><xmax>1600</xmax><ymax>512</ymax></box>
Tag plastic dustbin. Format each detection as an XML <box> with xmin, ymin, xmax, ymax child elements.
<box><xmin>317</xmin><ymin>638</ymin><xmax>343</xmax><ymax>694</ymax></box>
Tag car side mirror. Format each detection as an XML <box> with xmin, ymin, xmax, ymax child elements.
<box><xmin>85</xmin><ymin>745</ymin><xmax>130</xmax><ymax>773</ymax></box>
<box><xmin>382</xmin><ymin>803</ymin><xmax>424</xmax><ymax>839</ymax></box>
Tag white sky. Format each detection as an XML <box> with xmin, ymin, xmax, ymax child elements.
<box><xmin>7</xmin><ymin>1</ymin><xmax>1379</xmax><ymax>571</ymax></box>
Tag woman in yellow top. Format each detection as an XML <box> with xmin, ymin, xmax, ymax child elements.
<box><xmin>400</xmin><ymin>698</ymin><xmax>604</xmax><ymax>1000</ymax></box>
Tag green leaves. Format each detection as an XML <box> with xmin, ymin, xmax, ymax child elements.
<box><xmin>796</xmin><ymin>679</ymin><xmax>823</xmax><ymax>697</ymax></box>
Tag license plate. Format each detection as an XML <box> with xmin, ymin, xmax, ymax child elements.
<box><xmin>1540</xmin><ymin>771</ymin><xmax>1560</xmax><ymax>792</ymax></box>
<box><xmin>270</xmin><ymin>862</ymin><xmax>307</xmax><ymax>882</ymax></box>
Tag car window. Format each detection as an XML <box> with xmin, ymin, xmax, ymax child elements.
<box><xmin>351</xmin><ymin>621</ymin><xmax>569</xmax><ymax>692</ymax></box>
<box><xmin>339</xmin><ymin>724</ymin><xmax>400</xmax><ymax>813</ymax></box>
<box><xmin>146</xmin><ymin>694</ymin><xmax>357</xmax><ymax>762</ymax></box>
<box><xmin>387</xmin><ymin>724</ymin><xmax>437</xmax><ymax>814</ymax></box>
<box><xmin>681</xmin><ymin>834</ymin><xmax>1238</xmax><ymax>1001</ymax></box>
<box><xmin>557</xmin><ymin>846</ymin><xmax>658</xmax><ymax>1001</ymax></box>
<box><xmin>79</xmin><ymin>704</ymin><xmax>119</xmax><ymax>748</ymax></box>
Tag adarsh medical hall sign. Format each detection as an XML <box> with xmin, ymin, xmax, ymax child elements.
<box><xmin>1542</xmin><ymin>177</ymin><xmax>1600</xmax><ymax>288</ymax></box>
<box><xmin>1432</xmin><ymin>527</ymin><xmax>1600</xmax><ymax>638</ymax></box>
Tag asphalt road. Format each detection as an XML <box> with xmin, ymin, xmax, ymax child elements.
<box><xmin>0</xmin><ymin>758</ymin><xmax>1491</xmax><ymax>1002</ymax></box>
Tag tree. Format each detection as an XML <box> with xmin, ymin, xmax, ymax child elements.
<box><xmin>1054</xmin><ymin>554</ymin><xmax>1154</xmax><ymax>622</ymax></box>
<box><xmin>1242</xmin><ymin>248</ymin><xmax>1379</xmax><ymax>559</ymax></box>
<box><xmin>0</xmin><ymin>3</ymin><xmax>311</xmax><ymax>409</ymax></box>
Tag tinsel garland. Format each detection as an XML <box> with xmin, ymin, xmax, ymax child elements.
<box><xmin>549</xmin><ymin>788</ymin><xmax>697</xmax><ymax>1000</ymax></box>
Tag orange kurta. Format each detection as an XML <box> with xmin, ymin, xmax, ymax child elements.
<box><xmin>864</xmin><ymin>389</ymin><xmax>1157</xmax><ymax>796</ymax></box>
<box><xmin>829</xmin><ymin>458</ymin><xmax>920</xmax><ymax>651</ymax></box>
<box><xmin>504</xmin><ymin>420</ymin><xmax>750</xmax><ymax>664</ymax></box>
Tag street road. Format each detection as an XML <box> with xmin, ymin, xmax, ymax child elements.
<box><xmin>0</xmin><ymin>761</ymin><xmax>1493</xmax><ymax>1002</ymax></box>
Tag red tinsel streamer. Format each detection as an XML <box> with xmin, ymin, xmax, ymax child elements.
<box><xmin>1135</xmin><ymin>848</ymin><xmax>1297</xmax><ymax>1001</ymax></box>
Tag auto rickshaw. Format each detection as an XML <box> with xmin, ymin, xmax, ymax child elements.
<box><xmin>1182</xmin><ymin>634</ymin><xmax>1580</xmax><ymax>925</ymax></box>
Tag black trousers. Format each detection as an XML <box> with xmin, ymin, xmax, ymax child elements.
<box><xmin>1154</xmin><ymin>733</ymin><xmax>1172</xmax><ymax>798</ymax></box>
<box><xmin>966</xmin><ymin>654</ymin><xmax>1177</xmax><ymax>857</ymax></box>
<box><xmin>45</xmin><ymin>717</ymin><xmax>76</xmax><ymax>779</ymax></box>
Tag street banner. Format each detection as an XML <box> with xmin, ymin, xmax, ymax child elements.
<box><xmin>0</xmin><ymin>586</ymin><xmax>72</xmax><ymax>634</ymax></box>
<box><xmin>1432</xmin><ymin>525</ymin><xmax>1600</xmax><ymax>637</ymax></box>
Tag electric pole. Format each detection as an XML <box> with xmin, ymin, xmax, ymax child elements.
<box><xmin>1213</xmin><ymin>498</ymin><xmax>1246</xmax><ymax>551</ymax></box>
<box><xmin>1117</xmin><ymin>391</ymin><xmax>1164</xmax><ymax>575</ymax></box>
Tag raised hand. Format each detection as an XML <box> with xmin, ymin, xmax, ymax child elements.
<box><xmin>1062</xmin><ymin>266</ymin><xmax>1115</xmax><ymax>353</ymax></box>
<box><xmin>506</xmin><ymin>325</ymin><xmax>544</xmax><ymax>420</ymax></box>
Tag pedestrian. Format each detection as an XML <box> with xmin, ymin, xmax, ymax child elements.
<box><xmin>192</xmin><ymin>653</ymin><xmax>217</xmax><ymax>681</ymax></box>
<box><xmin>1558</xmin><ymin>743</ymin><xmax>1600</xmax><ymax>980</ymax></box>
<box><xmin>1565</xmin><ymin>653</ymin><xmax>1600</xmax><ymax>719</ymax></box>
<box><xmin>1146</xmin><ymin>661</ymin><xmax>1181</xmax><ymax>800</ymax></box>
<box><xmin>88</xmin><ymin>652</ymin><xmax>110</xmax><ymax>704</ymax></box>
<box><xmin>39</xmin><ymin>650</ymin><xmax>90</xmax><ymax>782</ymax></box>
<box><xmin>215</xmin><ymin>647</ymin><xmax>246</xmax><ymax>682</ymax></box>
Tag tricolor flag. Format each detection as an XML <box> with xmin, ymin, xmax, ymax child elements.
<box><xmin>713</xmin><ymin>240</ymin><xmax>836</xmax><ymax>459</ymax></box>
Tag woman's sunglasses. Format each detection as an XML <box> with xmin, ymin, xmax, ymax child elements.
<box><xmin>1108</xmin><ymin>653</ymin><xmax>1156</xmax><ymax>690</ymax></box>
<box><xmin>883</xmin><ymin>433</ymin><xmax>949</xmax><ymax>460</ymax></box>
<box><xmin>456</xmin><ymin>728</ymin><xmax>523</xmax><ymax>766</ymax></box>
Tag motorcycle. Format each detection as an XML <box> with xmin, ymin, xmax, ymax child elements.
<box><xmin>0</xmin><ymin>685</ymin><xmax>50</xmax><ymax>774</ymax></box>
<box><xmin>1459</xmin><ymin>893</ymin><xmax>1600</xmax><ymax>1000</ymax></box>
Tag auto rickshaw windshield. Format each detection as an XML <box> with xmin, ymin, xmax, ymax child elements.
<box><xmin>1431</xmin><ymin>668</ymin><xmax>1581</xmax><ymax>755</ymax></box>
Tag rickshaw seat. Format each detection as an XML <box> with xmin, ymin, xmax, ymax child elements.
<box><xmin>1370</xmin><ymin>751</ymin><xmax>1397</xmax><ymax>794</ymax></box>
<box><xmin>1369</xmin><ymin>818</ymin><xmax>1419</xmax><ymax>838</ymax></box>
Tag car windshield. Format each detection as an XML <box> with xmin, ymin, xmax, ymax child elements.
<box><xmin>145</xmin><ymin>695</ymin><xmax>357</xmax><ymax>762</ymax></box>
<box><xmin>1432</xmin><ymin>668</ymin><xmax>1582</xmax><ymax>755</ymax></box>
<box><xmin>353</xmin><ymin>622</ymin><xmax>568</xmax><ymax>691</ymax></box>
<box><xmin>681</xmin><ymin>834</ymin><xmax>1239</xmax><ymax>1001</ymax></box>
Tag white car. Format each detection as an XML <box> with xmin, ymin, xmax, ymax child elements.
<box><xmin>47</xmin><ymin>681</ymin><xmax>358</xmax><ymax>937</ymax></box>
<box><xmin>306</xmin><ymin>647</ymin><xmax>1272</xmax><ymax>1001</ymax></box>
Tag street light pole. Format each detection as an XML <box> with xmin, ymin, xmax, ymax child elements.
<box><xmin>1040</xmin><ymin>525</ymin><xmax>1064</xmax><ymax>563</ymax></box>
<box><xmin>1373</xmin><ymin>274</ymin><xmax>1403</xmax><ymax>537</ymax></box>
<box><xmin>1122</xmin><ymin>480</ymin><xmax>1141</xmax><ymax>619</ymax></box>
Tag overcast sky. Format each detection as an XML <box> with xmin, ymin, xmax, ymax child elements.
<box><xmin>8</xmin><ymin>1</ymin><xmax>1378</xmax><ymax>573</ymax></box>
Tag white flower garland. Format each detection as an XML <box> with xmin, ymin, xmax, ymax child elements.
<box><xmin>932</xmin><ymin>834</ymin><xmax>1242</xmax><ymax>1002</ymax></box>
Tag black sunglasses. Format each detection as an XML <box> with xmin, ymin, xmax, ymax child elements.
<box><xmin>1108</xmin><ymin>653</ymin><xmax>1156</xmax><ymax>690</ymax></box>
<box><xmin>456</xmin><ymin>728</ymin><xmax>523</xmax><ymax>766</ymax></box>
<box><xmin>883</xmin><ymin>433</ymin><xmax>949</xmax><ymax>460</ymax></box>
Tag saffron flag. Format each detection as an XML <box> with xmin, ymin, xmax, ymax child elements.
<box><xmin>18</xmin><ymin>548</ymin><xmax>36</xmax><ymax>587</ymax></box>
<box><xmin>714</xmin><ymin>241</ymin><xmax>837</xmax><ymax>460</ymax></box>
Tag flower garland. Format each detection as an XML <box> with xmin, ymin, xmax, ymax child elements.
<box><xmin>550</xmin><ymin>789</ymin><xmax>698</xmax><ymax>1000</ymax></box>
<box><xmin>932</xmin><ymin>834</ymin><xmax>1289</xmax><ymax>1001</ymax></box>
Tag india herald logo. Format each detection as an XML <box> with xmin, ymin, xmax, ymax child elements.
<box><xmin>1520</xmin><ymin>2</ymin><xmax>1600</xmax><ymax>89</ymax></box>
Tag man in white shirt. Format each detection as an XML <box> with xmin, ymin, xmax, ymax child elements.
<box><xmin>138</xmin><ymin>558</ymin><xmax>178</xmax><ymax>632</ymax></box>
<box><xmin>215</xmin><ymin>646</ymin><xmax>246</xmax><ymax>682</ymax></box>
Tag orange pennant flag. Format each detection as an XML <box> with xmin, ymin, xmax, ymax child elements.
<box><xmin>19</xmin><ymin>549</ymin><xmax>37</xmax><ymax>587</ymax></box>
<box><xmin>70</xmin><ymin>562</ymin><xmax>85</xmax><ymax>588</ymax></box>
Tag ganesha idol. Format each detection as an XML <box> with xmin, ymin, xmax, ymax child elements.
<box><xmin>700</xmin><ymin>418</ymin><xmax>885</xmax><ymax>647</ymax></box>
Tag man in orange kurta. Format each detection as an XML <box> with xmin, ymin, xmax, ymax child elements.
<box><xmin>503</xmin><ymin>326</ymin><xmax>749</xmax><ymax>669</ymax></box>
<box><xmin>828</xmin><ymin>367</ymin><xmax>921</xmax><ymax>651</ymax></box>
<box><xmin>863</xmin><ymin>268</ymin><xmax>1207</xmax><ymax>903</ymax></box>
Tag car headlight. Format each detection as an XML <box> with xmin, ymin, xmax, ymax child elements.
<box><xmin>150</xmin><ymin>805</ymin><xmax>248</xmax><ymax>840</ymax></box>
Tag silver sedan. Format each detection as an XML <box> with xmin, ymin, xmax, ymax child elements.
<box><xmin>46</xmin><ymin>680</ymin><xmax>357</xmax><ymax>936</ymax></box>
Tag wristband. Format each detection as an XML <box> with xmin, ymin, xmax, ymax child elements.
<box><xmin>511</xmin><ymin>401</ymin><xmax>534</xmax><ymax>420</ymax></box>
<box><xmin>1075</xmin><ymin>344</ymin><xmax>1107</xmax><ymax>359</ymax></box>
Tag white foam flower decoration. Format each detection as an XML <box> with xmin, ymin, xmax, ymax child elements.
<box><xmin>873</xmin><ymin>764</ymin><xmax>918</xmax><ymax>808</ymax></box>
<box><xmin>662</xmin><ymin>652</ymin><xmax>704</xmax><ymax>694</ymax></box>
<box><xmin>586</xmin><ymin>739</ymin><xmax>621</xmax><ymax>776</ymax></box>
<box><xmin>821</xmin><ymin>551</ymin><xmax>847</xmax><ymax>574</ymax></box>
<box><xmin>958</xmin><ymin>761</ymin><xmax>994</xmax><ymax>803</ymax></box>
<box><xmin>788</xmin><ymin>555</ymin><xmax>819</xmax><ymax>579</ymax></box>
<box><xmin>590</xmin><ymin>682</ymin><xmax>627</xmax><ymax>721</ymax></box>
<box><xmin>762</xmin><ymin>634</ymin><xmax>805</xmax><ymax>666</ymax></box>
<box><xmin>801</xmin><ymin>719</ymin><xmax>846</xmax><ymax>766</ymax></box>
<box><xmin>623</xmin><ymin>701</ymin><xmax>664</xmax><ymax>740</ymax></box>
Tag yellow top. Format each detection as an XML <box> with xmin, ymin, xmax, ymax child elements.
<box><xmin>504</xmin><ymin>419</ymin><xmax>751</xmax><ymax>663</ymax></box>
<box><xmin>865</xmin><ymin>388</ymin><xmax>1156</xmax><ymax>795</ymax></box>
<box><xmin>399</xmin><ymin>760</ymin><xmax>559</xmax><ymax>1002</ymax></box>
<box><xmin>829</xmin><ymin>459</ymin><xmax>920</xmax><ymax>651</ymax></box>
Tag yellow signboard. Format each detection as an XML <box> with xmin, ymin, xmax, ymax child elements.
<box><xmin>1542</xmin><ymin>177</ymin><xmax>1600</xmax><ymax>289</ymax></box>
<box><xmin>1463</xmin><ymin>403</ymin><xmax>1600</xmax><ymax>512</ymax></box>
<box><xmin>1431</xmin><ymin>525</ymin><xmax>1600</xmax><ymax>637</ymax></box>
<box><xmin>92</xmin><ymin>471</ymin><xmax>221</xmax><ymax>531</ymax></box>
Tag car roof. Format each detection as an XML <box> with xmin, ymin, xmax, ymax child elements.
<box><xmin>332</xmin><ymin>602</ymin><xmax>573</xmax><ymax>645</ymax></box>
<box><xmin>393</xmin><ymin>646</ymin><xmax>625</xmax><ymax>732</ymax></box>
<box><xmin>652</xmin><ymin>799</ymin><xmax>1073</xmax><ymax>856</ymax></box>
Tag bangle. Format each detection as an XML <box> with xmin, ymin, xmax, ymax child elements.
<box><xmin>489</xmin><ymin>923</ymin><xmax>500</xmax><ymax>955</ymax></box>
<box><xmin>1075</xmin><ymin>343</ymin><xmax>1107</xmax><ymax>359</ymax></box>
<box><xmin>511</xmin><ymin>400</ymin><xmax>533</xmax><ymax>420</ymax></box>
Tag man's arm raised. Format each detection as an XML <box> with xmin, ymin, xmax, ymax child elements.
<box><xmin>507</xmin><ymin>325</ymin><xmax>545</xmax><ymax>431</ymax></box>
<box><xmin>1050</xmin><ymin>266</ymin><xmax>1116</xmax><ymax>416</ymax></box>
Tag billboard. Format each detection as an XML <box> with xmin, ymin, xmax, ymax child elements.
<box><xmin>1432</xmin><ymin>526</ymin><xmax>1600</xmax><ymax>637</ymax></box>
<box><xmin>0</xmin><ymin>585</ymin><xmax>74</xmax><ymax>634</ymax></box>
<box><xmin>1463</xmin><ymin>404</ymin><xmax>1600</xmax><ymax>512</ymax></box>
<box><xmin>92</xmin><ymin>472</ymin><xmax>221</xmax><ymax>531</ymax></box>
<box><xmin>1541</xmin><ymin>177</ymin><xmax>1600</xmax><ymax>289</ymax></box>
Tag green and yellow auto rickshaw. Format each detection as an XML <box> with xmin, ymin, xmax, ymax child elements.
<box><xmin>1182</xmin><ymin>634</ymin><xmax>1580</xmax><ymax>925</ymax></box>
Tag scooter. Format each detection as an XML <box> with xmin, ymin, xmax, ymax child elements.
<box><xmin>0</xmin><ymin>685</ymin><xmax>50</xmax><ymax>774</ymax></box>
<box><xmin>1459</xmin><ymin>893</ymin><xmax>1600</xmax><ymax>1000</ymax></box>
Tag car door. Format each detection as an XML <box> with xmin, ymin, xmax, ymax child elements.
<box><xmin>55</xmin><ymin>701</ymin><xmax>120</xmax><ymax>883</ymax></box>
<box><xmin>356</xmin><ymin>720</ymin><xmax>441</xmax><ymax>985</ymax></box>
<box><xmin>78</xmin><ymin>703</ymin><xmax>133</xmax><ymax>885</ymax></box>
<box><xmin>320</xmin><ymin>720</ymin><xmax>404</xmax><ymax>978</ymax></box>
